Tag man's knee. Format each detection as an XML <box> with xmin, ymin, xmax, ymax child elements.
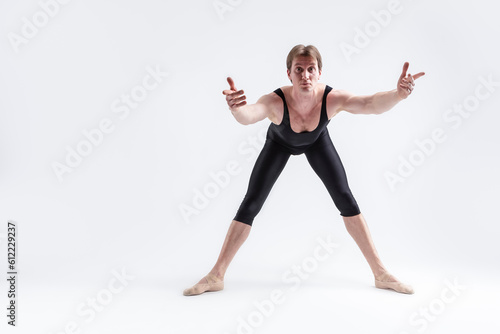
<box><xmin>233</xmin><ymin>216</ymin><xmax>254</xmax><ymax>226</ymax></box>
<box><xmin>334</xmin><ymin>191</ymin><xmax>361</xmax><ymax>217</ymax></box>
<box><xmin>340</xmin><ymin>208</ymin><xmax>361</xmax><ymax>217</ymax></box>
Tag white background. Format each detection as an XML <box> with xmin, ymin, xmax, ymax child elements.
<box><xmin>1</xmin><ymin>0</ymin><xmax>499</xmax><ymax>333</ymax></box>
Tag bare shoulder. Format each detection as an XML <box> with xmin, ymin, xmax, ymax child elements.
<box><xmin>256</xmin><ymin>89</ymin><xmax>284</xmax><ymax>125</ymax></box>
<box><xmin>257</xmin><ymin>90</ymin><xmax>282</xmax><ymax>104</ymax></box>
<box><xmin>327</xmin><ymin>88</ymin><xmax>353</xmax><ymax>119</ymax></box>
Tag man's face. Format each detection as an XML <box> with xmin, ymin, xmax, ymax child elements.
<box><xmin>287</xmin><ymin>56</ymin><xmax>321</xmax><ymax>92</ymax></box>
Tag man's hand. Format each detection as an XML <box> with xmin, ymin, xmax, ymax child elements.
<box><xmin>222</xmin><ymin>77</ymin><xmax>247</xmax><ymax>112</ymax></box>
<box><xmin>397</xmin><ymin>62</ymin><xmax>425</xmax><ymax>99</ymax></box>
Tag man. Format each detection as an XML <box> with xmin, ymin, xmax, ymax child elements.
<box><xmin>183</xmin><ymin>44</ymin><xmax>425</xmax><ymax>296</ymax></box>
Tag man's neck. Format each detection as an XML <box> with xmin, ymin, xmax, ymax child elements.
<box><xmin>290</xmin><ymin>84</ymin><xmax>320</xmax><ymax>109</ymax></box>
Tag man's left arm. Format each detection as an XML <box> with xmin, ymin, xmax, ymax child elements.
<box><xmin>340</xmin><ymin>62</ymin><xmax>425</xmax><ymax>115</ymax></box>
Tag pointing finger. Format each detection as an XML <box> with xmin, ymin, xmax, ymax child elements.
<box><xmin>413</xmin><ymin>72</ymin><xmax>425</xmax><ymax>80</ymax></box>
<box><xmin>400</xmin><ymin>62</ymin><xmax>409</xmax><ymax>79</ymax></box>
<box><xmin>227</xmin><ymin>77</ymin><xmax>237</xmax><ymax>91</ymax></box>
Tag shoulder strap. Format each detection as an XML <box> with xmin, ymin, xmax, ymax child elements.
<box><xmin>321</xmin><ymin>85</ymin><xmax>333</xmax><ymax>121</ymax></box>
<box><xmin>273</xmin><ymin>88</ymin><xmax>285</xmax><ymax>100</ymax></box>
<box><xmin>323</xmin><ymin>85</ymin><xmax>333</xmax><ymax>99</ymax></box>
<box><xmin>273</xmin><ymin>88</ymin><xmax>289</xmax><ymax>122</ymax></box>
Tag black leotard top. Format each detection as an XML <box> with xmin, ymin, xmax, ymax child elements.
<box><xmin>266</xmin><ymin>85</ymin><xmax>333</xmax><ymax>155</ymax></box>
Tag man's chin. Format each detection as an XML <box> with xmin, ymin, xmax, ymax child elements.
<box><xmin>298</xmin><ymin>84</ymin><xmax>313</xmax><ymax>91</ymax></box>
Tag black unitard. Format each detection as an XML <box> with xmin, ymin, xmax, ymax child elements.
<box><xmin>234</xmin><ymin>85</ymin><xmax>361</xmax><ymax>226</ymax></box>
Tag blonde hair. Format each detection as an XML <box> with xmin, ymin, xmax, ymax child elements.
<box><xmin>286</xmin><ymin>44</ymin><xmax>323</xmax><ymax>71</ymax></box>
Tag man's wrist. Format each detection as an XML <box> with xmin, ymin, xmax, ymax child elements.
<box><xmin>394</xmin><ymin>89</ymin><xmax>405</xmax><ymax>101</ymax></box>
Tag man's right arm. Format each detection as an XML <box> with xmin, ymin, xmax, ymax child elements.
<box><xmin>230</xmin><ymin>94</ymin><xmax>274</xmax><ymax>125</ymax></box>
<box><xmin>223</xmin><ymin>77</ymin><xmax>274</xmax><ymax>125</ymax></box>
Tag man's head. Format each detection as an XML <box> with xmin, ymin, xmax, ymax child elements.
<box><xmin>286</xmin><ymin>44</ymin><xmax>322</xmax><ymax>90</ymax></box>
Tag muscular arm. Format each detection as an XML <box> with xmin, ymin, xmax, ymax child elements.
<box><xmin>339</xmin><ymin>89</ymin><xmax>403</xmax><ymax>115</ymax></box>
<box><xmin>332</xmin><ymin>62</ymin><xmax>425</xmax><ymax>116</ymax></box>
<box><xmin>230</xmin><ymin>94</ymin><xmax>274</xmax><ymax>125</ymax></box>
<box><xmin>223</xmin><ymin>77</ymin><xmax>276</xmax><ymax>125</ymax></box>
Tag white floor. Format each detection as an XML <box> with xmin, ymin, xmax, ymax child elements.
<box><xmin>4</xmin><ymin>262</ymin><xmax>499</xmax><ymax>334</ymax></box>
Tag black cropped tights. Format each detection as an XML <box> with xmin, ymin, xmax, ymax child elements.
<box><xmin>234</xmin><ymin>131</ymin><xmax>361</xmax><ymax>226</ymax></box>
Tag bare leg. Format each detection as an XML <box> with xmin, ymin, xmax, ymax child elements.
<box><xmin>343</xmin><ymin>213</ymin><xmax>387</xmax><ymax>277</ymax></box>
<box><xmin>343</xmin><ymin>213</ymin><xmax>414</xmax><ymax>294</ymax></box>
<box><xmin>183</xmin><ymin>220</ymin><xmax>251</xmax><ymax>296</ymax></box>
<box><xmin>208</xmin><ymin>219</ymin><xmax>251</xmax><ymax>279</ymax></box>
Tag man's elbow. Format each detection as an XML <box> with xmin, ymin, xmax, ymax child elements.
<box><xmin>367</xmin><ymin>107</ymin><xmax>381</xmax><ymax>115</ymax></box>
<box><xmin>344</xmin><ymin>96</ymin><xmax>376</xmax><ymax>115</ymax></box>
<box><xmin>364</xmin><ymin>100</ymin><xmax>381</xmax><ymax>115</ymax></box>
<box><xmin>234</xmin><ymin>103</ymin><xmax>268</xmax><ymax>125</ymax></box>
<box><xmin>239</xmin><ymin>112</ymin><xmax>255</xmax><ymax>125</ymax></box>
<box><xmin>346</xmin><ymin>105</ymin><xmax>378</xmax><ymax>115</ymax></box>
<box><xmin>236</xmin><ymin>115</ymin><xmax>256</xmax><ymax>125</ymax></box>
<box><xmin>243</xmin><ymin>117</ymin><xmax>263</xmax><ymax>125</ymax></box>
<box><xmin>239</xmin><ymin>118</ymin><xmax>252</xmax><ymax>125</ymax></box>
